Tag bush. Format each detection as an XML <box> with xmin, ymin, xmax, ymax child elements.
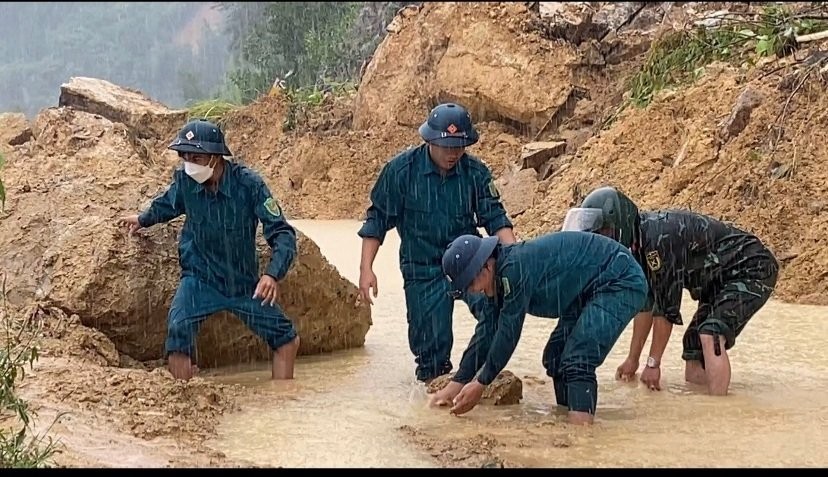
<box><xmin>0</xmin><ymin>291</ymin><xmax>62</xmax><ymax>468</ymax></box>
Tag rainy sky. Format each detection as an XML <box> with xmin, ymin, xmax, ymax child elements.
<box><xmin>0</xmin><ymin>2</ymin><xmax>405</xmax><ymax>116</ymax></box>
<box><xmin>0</xmin><ymin>2</ymin><xmax>230</xmax><ymax>117</ymax></box>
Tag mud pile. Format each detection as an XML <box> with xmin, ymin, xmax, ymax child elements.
<box><xmin>515</xmin><ymin>60</ymin><xmax>828</xmax><ymax>304</ymax></box>
<box><xmin>222</xmin><ymin>2</ymin><xmax>597</xmax><ymax>219</ymax></box>
<box><xmin>224</xmin><ymin>1</ymin><xmax>828</xmax><ymax>304</ymax></box>
<box><xmin>222</xmin><ymin>2</ymin><xmax>690</xmax><ymax>220</ymax></box>
<box><xmin>0</xmin><ymin>76</ymin><xmax>372</xmax><ymax>368</ymax></box>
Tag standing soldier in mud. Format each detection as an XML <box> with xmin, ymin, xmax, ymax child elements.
<box><xmin>119</xmin><ymin>119</ymin><xmax>301</xmax><ymax>381</ymax></box>
<box><xmin>562</xmin><ymin>186</ymin><xmax>779</xmax><ymax>396</ymax></box>
<box><xmin>432</xmin><ymin>232</ymin><xmax>648</xmax><ymax>425</ymax></box>
<box><xmin>357</xmin><ymin>103</ymin><xmax>516</xmax><ymax>384</ymax></box>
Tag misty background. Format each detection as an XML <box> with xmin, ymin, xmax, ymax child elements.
<box><xmin>0</xmin><ymin>2</ymin><xmax>407</xmax><ymax>117</ymax></box>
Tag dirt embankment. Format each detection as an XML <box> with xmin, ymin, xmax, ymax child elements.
<box><xmin>223</xmin><ymin>1</ymin><xmax>828</xmax><ymax>305</ymax></box>
<box><xmin>0</xmin><ymin>76</ymin><xmax>372</xmax><ymax>466</ymax></box>
<box><xmin>515</xmin><ymin>61</ymin><xmax>828</xmax><ymax>305</ymax></box>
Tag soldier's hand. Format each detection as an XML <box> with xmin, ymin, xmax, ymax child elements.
<box><xmin>640</xmin><ymin>366</ymin><xmax>662</xmax><ymax>391</ymax></box>
<box><xmin>358</xmin><ymin>268</ymin><xmax>378</xmax><ymax>305</ymax></box>
<box><xmin>253</xmin><ymin>275</ymin><xmax>279</xmax><ymax>307</ymax></box>
<box><xmin>450</xmin><ymin>381</ymin><xmax>485</xmax><ymax>416</ymax></box>
<box><xmin>119</xmin><ymin>215</ymin><xmax>142</xmax><ymax>236</ymax></box>
<box><xmin>615</xmin><ymin>357</ymin><xmax>639</xmax><ymax>382</ymax></box>
<box><xmin>429</xmin><ymin>381</ymin><xmax>464</xmax><ymax>408</ymax></box>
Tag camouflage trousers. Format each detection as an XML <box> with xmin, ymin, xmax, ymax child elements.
<box><xmin>682</xmin><ymin>248</ymin><xmax>779</xmax><ymax>363</ymax></box>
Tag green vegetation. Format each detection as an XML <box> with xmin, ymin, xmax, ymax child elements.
<box><xmin>626</xmin><ymin>5</ymin><xmax>828</xmax><ymax>108</ymax></box>
<box><xmin>0</xmin><ymin>2</ymin><xmax>406</xmax><ymax>119</ymax></box>
<box><xmin>282</xmin><ymin>80</ymin><xmax>358</xmax><ymax>131</ymax></box>
<box><xmin>0</xmin><ymin>3</ymin><xmax>230</xmax><ymax>117</ymax></box>
<box><xmin>218</xmin><ymin>2</ymin><xmax>404</xmax><ymax>103</ymax></box>
<box><xmin>186</xmin><ymin>99</ymin><xmax>241</xmax><ymax>127</ymax></box>
<box><xmin>0</xmin><ymin>291</ymin><xmax>61</xmax><ymax>468</ymax></box>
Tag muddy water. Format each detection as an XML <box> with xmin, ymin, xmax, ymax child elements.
<box><xmin>207</xmin><ymin>220</ymin><xmax>828</xmax><ymax>468</ymax></box>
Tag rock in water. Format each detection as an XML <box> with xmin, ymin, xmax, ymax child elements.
<box><xmin>427</xmin><ymin>370</ymin><xmax>523</xmax><ymax>405</ymax></box>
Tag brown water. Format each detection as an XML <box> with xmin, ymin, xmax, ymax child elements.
<box><xmin>207</xmin><ymin>220</ymin><xmax>828</xmax><ymax>468</ymax></box>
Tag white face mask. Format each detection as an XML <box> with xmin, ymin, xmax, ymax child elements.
<box><xmin>184</xmin><ymin>160</ymin><xmax>214</xmax><ymax>184</ymax></box>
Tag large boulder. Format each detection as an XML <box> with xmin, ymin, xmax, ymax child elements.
<box><xmin>58</xmin><ymin>76</ymin><xmax>188</xmax><ymax>140</ymax></box>
<box><xmin>352</xmin><ymin>2</ymin><xmax>579</xmax><ymax>135</ymax></box>
<box><xmin>0</xmin><ymin>82</ymin><xmax>372</xmax><ymax>368</ymax></box>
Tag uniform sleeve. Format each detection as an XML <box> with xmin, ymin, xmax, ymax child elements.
<box><xmin>475</xmin><ymin>168</ymin><xmax>513</xmax><ymax>236</ymax></box>
<box><xmin>453</xmin><ymin>297</ymin><xmax>499</xmax><ymax>384</ymax></box>
<box><xmin>477</xmin><ymin>264</ymin><xmax>531</xmax><ymax>385</ymax></box>
<box><xmin>138</xmin><ymin>175</ymin><xmax>185</xmax><ymax>228</ymax></box>
<box><xmin>644</xmin><ymin>230</ymin><xmax>685</xmax><ymax>325</ymax></box>
<box><xmin>253</xmin><ymin>182</ymin><xmax>297</xmax><ymax>281</ymax></box>
<box><xmin>357</xmin><ymin>163</ymin><xmax>403</xmax><ymax>245</ymax></box>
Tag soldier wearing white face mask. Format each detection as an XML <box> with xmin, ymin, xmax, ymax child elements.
<box><xmin>119</xmin><ymin>119</ymin><xmax>301</xmax><ymax>381</ymax></box>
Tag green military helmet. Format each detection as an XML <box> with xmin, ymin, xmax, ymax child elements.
<box><xmin>561</xmin><ymin>186</ymin><xmax>640</xmax><ymax>248</ymax></box>
<box><xmin>168</xmin><ymin>119</ymin><xmax>233</xmax><ymax>156</ymax></box>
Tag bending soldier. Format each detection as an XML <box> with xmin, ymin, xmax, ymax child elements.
<box><xmin>563</xmin><ymin>186</ymin><xmax>779</xmax><ymax>395</ymax></box>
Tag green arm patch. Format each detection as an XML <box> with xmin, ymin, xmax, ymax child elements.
<box><xmin>488</xmin><ymin>181</ymin><xmax>500</xmax><ymax>198</ymax></box>
<box><xmin>501</xmin><ymin>277</ymin><xmax>511</xmax><ymax>297</ymax></box>
<box><xmin>264</xmin><ymin>197</ymin><xmax>282</xmax><ymax>217</ymax></box>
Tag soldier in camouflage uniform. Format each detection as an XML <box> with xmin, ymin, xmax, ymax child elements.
<box><xmin>562</xmin><ymin>186</ymin><xmax>779</xmax><ymax>396</ymax></box>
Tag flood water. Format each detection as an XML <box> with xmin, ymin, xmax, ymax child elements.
<box><xmin>206</xmin><ymin>220</ymin><xmax>828</xmax><ymax>468</ymax></box>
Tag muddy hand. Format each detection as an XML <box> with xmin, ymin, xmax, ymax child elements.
<box><xmin>119</xmin><ymin>214</ymin><xmax>142</xmax><ymax>236</ymax></box>
<box><xmin>450</xmin><ymin>381</ymin><xmax>484</xmax><ymax>416</ymax></box>
<box><xmin>430</xmin><ymin>381</ymin><xmax>464</xmax><ymax>408</ymax></box>
<box><xmin>358</xmin><ymin>268</ymin><xmax>378</xmax><ymax>305</ymax></box>
<box><xmin>640</xmin><ymin>366</ymin><xmax>661</xmax><ymax>391</ymax></box>
<box><xmin>616</xmin><ymin>357</ymin><xmax>639</xmax><ymax>382</ymax></box>
<box><xmin>253</xmin><ymin>275</ymin><xmax>279</xmax><ymax>307</ymax></box>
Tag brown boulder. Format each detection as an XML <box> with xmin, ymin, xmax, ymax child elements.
<box><xmin>58</xmin><ymin>76</ymin><xmax>188</xmax><ymax>140</ymax></box>
<box><xmin>0</xmin><ymin>102</ymin><xmax>371</xmax><ymax>367</ymax></box>
<box><xmin>495</xmin><ymin>167</ymin><xmax>538</xmax><ymax>217</ymax></box>
<box><xmin>427</xmin><ymin>370</ymin><xmax>523</xmax><ymax>405</ymax></box>
<box><xmin>352</xmin><ymin>2</ymin><xmax>578</xmax><ymax>135</ymax></box>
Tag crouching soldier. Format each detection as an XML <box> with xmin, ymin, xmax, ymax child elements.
<box><xmin>563</xmin><ymin>186</ymin><xmax>779</xmax><ymax>395</ymax></box>
<box><xmin>431</xmin><ymin>232</ymin><xmax>648</xmax><ymax>425</ymax></box>
<box><xmin>119</xmin><ymin>119</ymin><xmax>301</xmax><ymax>381</ymax></box>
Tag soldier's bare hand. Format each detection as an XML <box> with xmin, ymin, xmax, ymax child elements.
<box><xmin>616</xmin><ymin>357</ymin><xmax>639</xmax><ymax>382</ymax></box>
<box><xmin>450</xmin><ymin>381</ymin><xmax>484</xmax><ymax>416</ymax></box>
<box><xmin>640</xmin><ymin>366</ymin><xmax>662</xmax><ymax>391</ymax></box>
<box><xmin>119</xmin><ymin>215</ymin><xmax>142</xmax><ymax>236</ymax></box>
<box><xmin>358</xmin><ymin>268</ymin><xmax>378</xmax><ymax>305</ymax></box>
<box><xmin>253</xmin><ymin>275</ymin><xmax>279</xmax><ymax>307</ymax></box>
<box><xmin>429</xmin><ymin>381</ymin><xmax>464</xmax><ymax>408</ymax></box>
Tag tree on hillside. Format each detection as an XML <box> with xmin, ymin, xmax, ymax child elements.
<box><xmin>218</xmin><ymin>1</ymin><xmax>407</xmax><ymax>102</ymax></box>
<box><xmin>0</xmin><ymin>3</ymin><xmax>230</xmax><ymax>117</ymax></box>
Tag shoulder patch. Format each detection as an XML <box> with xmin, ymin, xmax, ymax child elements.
<box><xmin>501</xmin><ymin>277</ymin><xmax>511</xmax><ymax>297</ymax></box>
<box><xmin>645</xmin><ymin>250</ymin><xmax>662</xmax><ymax>272</ymax></box>
<box><xmin>488</xmin><ymin>180</ymin><xmax>500</xmax><ymax>198</ymax></box>
<box><xmin>264</xmin><ymin>197</ymin><xmax>282</xmax><ymax>217</ymax></box>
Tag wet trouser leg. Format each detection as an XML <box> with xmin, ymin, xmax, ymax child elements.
<box><xmin>403</xmin><ymin>276</ymin><xmax>454</xmax><ymax>382</ymax></box>
<box><xmin>542</xmin><ymin>313</ymin><xmax>576</xmax><ymax>408</ymax></box>
<box><xmin>545</xmin><ymin>253</ymin><xmax>647</xmax><ymax>414</ymax></box>
<box><xmin>682</xmin><ymin>259</ymin><xmax>779</xmax><ymax>364</ymax></box>
<box><xmin>165</xmin><ymin>276</ymin><xmax>297</xmax><ymax>360</ymax></box>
